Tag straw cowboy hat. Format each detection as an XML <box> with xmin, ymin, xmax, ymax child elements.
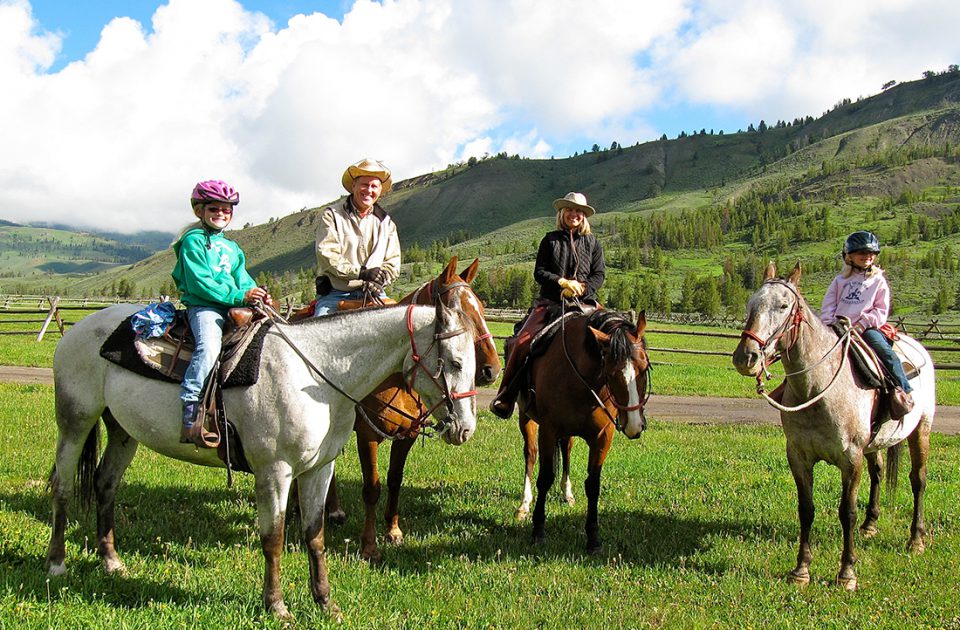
<box><xmin>342</xmin><ymin>158</ymin><xmax>393</xmax><ymax>193</ymax></box>
<box><xmin>552</xmin><ymin>191</ymin><xmax>595</xmax><ymax>217</ymax></box>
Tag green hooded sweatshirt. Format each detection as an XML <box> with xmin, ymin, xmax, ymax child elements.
<box><xmin>171</xmin><ymin>226</ymin><xmax>256</xmax><ymax>309</ymax></box>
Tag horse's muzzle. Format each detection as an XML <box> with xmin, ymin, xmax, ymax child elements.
<box><xmin>732</xmin><ymin>340</ymin><xmax>763</xmax><ymax>377</ymax></box>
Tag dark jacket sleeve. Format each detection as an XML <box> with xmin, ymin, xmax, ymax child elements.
<box><xmin>584</xmin><ymin>237</ymin><xmax>605</xmax><ymax>299</ymax></box>
<box><xmin>533</xmin><ymin>234</ymin><xmax>560</xmax><ymax>290</ymax></box>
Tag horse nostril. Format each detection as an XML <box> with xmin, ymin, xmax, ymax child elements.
<box><xmin>481</xmin><ymin>366</ymin><xmax>493</xmax><ymax>383</ymax></box>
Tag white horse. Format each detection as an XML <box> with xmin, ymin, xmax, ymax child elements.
<box><xmin>46</xmin><ymin>301</ymin><xmax>477</xmax><ymax>619</ymax></box>
<box><xmin>733</xmin><ymin>263</ymin><xmax>935</xmax><ymax>590</ymax></box>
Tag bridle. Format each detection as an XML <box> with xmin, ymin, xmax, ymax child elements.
<box><xmin>407</xmin><ymin>278</ymin><xmax>494</xmax><ymax>349</ymax></box>
<box><xmin>559</xmin><ymin>304</ymin><xmax>651</xmax><ymax>433</ymax></box>
<box><xmin>258</xmin><ymin>303</ymin><xmax>476</xmax><ymax>439</ymax></box>
<box><xmin>739</xmin><ymin>279</ymin><xmax>852</xmax><ymax>412</ymax></box>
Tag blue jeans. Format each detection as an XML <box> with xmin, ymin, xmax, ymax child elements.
<box><xmin>861</xmin><ymin>327</ymin><xmax>912</xmax><ymax>392</ymax></box>
<box><xmin>313</xmin><ymin>288</ymin><xmax>388</xmax><ymax>317</ymax></box>
<box><xmin>180</xmin><ymin>306</ymin><xmax>226</xmax><ymax>405</ymax></box>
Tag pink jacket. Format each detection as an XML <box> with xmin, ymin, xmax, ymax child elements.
<box><xmin>820</xmin><ymin>268</ymin><xmax>890</xmax><ymax>330</ymax></box>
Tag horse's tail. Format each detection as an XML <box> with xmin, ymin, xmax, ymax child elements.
<box><xmin>76</xmin><ymin>422</ymin><xmax>101</xmax><ymax>511</ymax></box>
<box><xmin>885</xmin><ymin>441</ymin><xmax>902</xmax><ymax>501</ymax></box>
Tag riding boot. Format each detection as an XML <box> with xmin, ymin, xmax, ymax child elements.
<box><xmin>889</xmin><ymin>387</ymin><xmax>914</xmax><ymax>420</ymax></box>
<box><xmin>180</xmin><ymin>401</ymin><xmax>218</xmax><ymax>446</ymax></box>
<box><xmin>490</xmin><ymin>337</ymin><xmax>527</xmax><ymax>419</ymax></box>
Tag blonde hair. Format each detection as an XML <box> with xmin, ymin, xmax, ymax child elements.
<box><xmin>556</xmin><ymin>211</ymin><xmax>592</xmax><ymax>235</ymax></box>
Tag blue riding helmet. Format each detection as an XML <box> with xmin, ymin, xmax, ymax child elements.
<box><xmin>843</xmin><ymin>231</ymin><xmax>880</xmax><ymax>255</ymax></box>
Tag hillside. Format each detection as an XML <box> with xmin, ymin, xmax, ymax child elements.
<box><xmin>6</xmin><ymin>70</ymin><xmax>960</xmax><ymax>319</ymax></box>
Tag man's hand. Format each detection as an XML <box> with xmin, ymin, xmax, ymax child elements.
<box><xmin>359</xmin><ymin>266</ymin><xmax>388</xmax><ymax>286</ymax></box>
<box><xmin>244</xmin><ymin>286</ymin><xmax>270</xmax><ymax>305</ymax></box>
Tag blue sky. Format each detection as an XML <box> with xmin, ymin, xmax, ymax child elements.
<box><xmin>2</xmin><ymin>0</ymin><xmax>959</xmax><ymax>232</ymax></box>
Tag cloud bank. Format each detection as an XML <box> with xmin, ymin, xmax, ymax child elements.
<box><xmin>1</xmin><ymin>0</ymin><xmax>958</xmax><ymax>232</ymax></box>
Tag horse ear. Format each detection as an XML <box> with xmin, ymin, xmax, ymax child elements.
<box><xmin>441</xmin><ymin>257</ymin><xmax>459</xmax><ymax>285</ymax></box>
<box><xmin>636</xmin><ymin>310</ymin><xmax>647</xmax><ymax>335</ymax></box>
<box><xmin>588</xmin><ymin>326</ymin><xmax>610</xmax><ymax>346</ymax></box>
<box><xmin>764</xmin><ymin>261</ymin><xmax>777</xmax><ymax>281</ymax></box>
<box><xmin>460</xmin><ymin>258</ymin><xmax>480</xmax><ymax>283</ymax></box>
<box><xmin>788</xmin><ymin>261</ymin><xmax>802</xmax><ymax>286</ymax></box>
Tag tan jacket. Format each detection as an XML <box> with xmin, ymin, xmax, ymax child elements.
<box><xmin>315</xmin><ymin>198</ymin><xmax>401</xmax><ymax>292</ymax></box>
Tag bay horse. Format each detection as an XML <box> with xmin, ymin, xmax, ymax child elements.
<box><xmin>732</xmin><ymin>262</ymin><xmax>935</xmax><ymax>590</ymax></box>
<box><xmin>46</xmin><ymin>301</ymin><xmax>477</xmax><ymax>619</ymax></box>
<box><xmin>517</xmin><ymin>308</ymin><xmax>650</xmax><ymax>554</ymax></box>
<box><xmin>323</xmin><ymin>257</ymin><xmax>501</xmax><ymax>563</ymax></box>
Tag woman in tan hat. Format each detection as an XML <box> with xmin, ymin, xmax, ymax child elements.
<box><xmin>490</xmin><ymin>191</ymin><xmax>606</xmax><ymax>418</ymax></box>
<box><xmin>313</xmin><ymin>158</ymin><xmax>401</xmax><ymax>316</ymax></box>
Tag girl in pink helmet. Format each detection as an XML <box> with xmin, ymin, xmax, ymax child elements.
<box><xmin>171</xmin><ymin>180</ymin><xmax>273</xmax><ymax>446</ymax></box>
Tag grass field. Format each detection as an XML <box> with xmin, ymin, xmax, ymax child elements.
<box><xmin>1</xmin><ymin>383</ymin><xmax>959</xmax><ymax>628</ymax></box>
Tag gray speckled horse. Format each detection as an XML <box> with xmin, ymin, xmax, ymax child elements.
<box><xmin>46</xmin><ymin>301</ymin><xmax>477</xmax><ymax>619</ymax></box>
<box><xmin>732</xmin><ymin>262</ymin><xmax>935</xmax><ymax>590</ymax></box>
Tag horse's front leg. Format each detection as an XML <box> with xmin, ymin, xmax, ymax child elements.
<box><xmin>254</xmin><ymin>464</ymin><xmax>294</xmax><ymax>619</ymax></box>
<box><xmin>531</xmin><ymin>425</ymin><xmax>558</xmax><ymax>545</ymax></box>
<box><xmin>298</xmin><ymin>461</ymin><xmax>341</xmax><ymax>620</ymax></box>
<box><xmin>95</xmin><ymin>413</ymin><xmax>139</xmax><ymax>574</ymax></box>
<box><xmin>584</xmin><ymin>423</ymin><xmax>614</xmax><ymax>555</ymax></box>
<box><xmin>356</xmin><ymin>436</ymin><xmax>383</xmax><ymax>563</ymax></box>
<box><xmin>384</xmin><ymin>436</ymin><xmax>416</xmax><ymax>546</ymax></box>
<box><xmin>906</xmin><ymin>423</ymin><xmax>931</xmax><ymax>553</ymax></box>
<box><xmin>785</xmin><ymin>447</ymin><xmax>815</xmax><ymax>586</ymax></box>
<box><xmin>561</xmin><ymin>436</ymin><xmax>575</xmax><ymax>506</ymax></box>
<box><xmin>516</xmin><ymin>412</ymin><xmax>537</xmax><ymax>520</ymax></box>
<box><xmin>837</xmin><ymin>458</ymin><xmax>863</xmax><ymax>591</ymax></box>
<box><xmin>859</xmin><ymin>451</ymin><xmax>883</xmax><ymax>537</ymax></box>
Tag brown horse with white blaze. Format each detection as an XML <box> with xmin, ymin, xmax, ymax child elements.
<box><xmin>517</xmin><ymin>308</ymin><xmax>650</xmax><ymax>554</ymax></box>
<box><xmin>323</xmin><ymin>257</ymin><xmax>501</xmax><ymax>563</ymax></box>
<box><xmin>733</xmin><ymin>262</ymin><xmax>935</xmax><ymax>590</ymax></box>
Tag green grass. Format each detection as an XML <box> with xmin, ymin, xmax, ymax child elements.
<box><xmin>1</xmin><ymin>383</ymin><xmax>959</xmax><ymax>627</ymax></box>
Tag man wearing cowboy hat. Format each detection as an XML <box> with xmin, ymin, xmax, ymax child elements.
<box><xmin>313</xmin><ymin>158</ymin><xmax>401</xmax><ymax>316</ymax></box>
<box><xmin>490</xmin><ymin>191</ymin><xmax>606</xmax><ymax>418</ymax></box>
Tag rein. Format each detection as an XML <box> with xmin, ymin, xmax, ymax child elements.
<box><xmin>739</xmin><ymin>280</ymin><xmax>853</xmax><ymax>413</ymax></box>
<box><xmin>558</xmin><ymin>301</ymin><xmax>650</xmax><ymax>432</ymax></box>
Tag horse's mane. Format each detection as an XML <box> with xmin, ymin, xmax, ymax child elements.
<box><xmin>586</xmin><ymin>309</ymin><xmax>641</xmax><ymax>365</ymax></box>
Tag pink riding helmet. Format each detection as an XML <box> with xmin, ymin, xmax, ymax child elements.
<box><xmin>190</xmin><ymin>180</ymin><xmax>240</xmax><ymax>206</ymax></box>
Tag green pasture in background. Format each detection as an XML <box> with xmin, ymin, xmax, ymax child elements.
<box><xmin>0</xmin><ymin>383</ymin><xmax>958</xmax><ymax>627</ymax></box>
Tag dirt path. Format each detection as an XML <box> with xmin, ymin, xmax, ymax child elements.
<box><xmin>6</xmin><ymin>366</ymin><xmax>957</xmax><ymax>435</ymax></box>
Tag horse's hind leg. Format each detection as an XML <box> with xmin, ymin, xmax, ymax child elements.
<box><xmin>384</xmin><ymin>436</ymin><xmax>416</xmax><ymax>546</ymax></box>
<box><xmin>859</xmin><ymin>451</ymin><xmax>883</xmax><ymax>537</ymax></box>
<box><xmin>95</xmin><ymin>410</ymin><xmax>139</xmax><ymax>574</ymax></box>
<box><xmin>785</xmin><ymin>448</ymin><xmax>815</xmax><ymax>586</ymax></box>
<box><xmin>356</xmin><ymin>436</ymin><xmax>383</xmax><ymax>563</ymax></box>
<box><xmin>906</xmin><ymin>423</ymin><xmax>931</xmax><ymax>553</ymax></box>
<box><xmin>560</xmin><ymin>437</ymin><xmax>575</xmax><ymax>506</ymax></box>
<box><xmin>516</xmin><ymin>412</ymin><xmax>537</xmax><ymax>520</ymax></box>
<box><xmin>297</xmin><ymin>461</ymin><xmax>341</xmax><ymax>620</ymax></box>
<box><xmin>836</xmin><ymin>459</ymin><xmax>863</xmax><ymax>591</ymax></box>
<box><xmin>46</xmin><ymin>394</ymin><xmax>102</xmax><ymax>576</ymax></box>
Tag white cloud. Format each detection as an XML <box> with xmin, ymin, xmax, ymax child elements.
<box><xmin>0</xmin><ymin>0</ymin><xmax>958</xmax><ymax>233</ymax></box>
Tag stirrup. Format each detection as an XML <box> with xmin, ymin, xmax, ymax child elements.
<box><xmin>180</xmin><ymin>421</ymin><xmax>219</xmax><ymax>448</ymax></box>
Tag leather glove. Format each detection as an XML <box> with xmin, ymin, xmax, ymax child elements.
<box><xmin>561</xmin><ymin>287</ymin><xmax>576</xmax><ymax>299</ymax></box>
<box><xmin>359</xmin><ymin>266</ymin><xmax>388</xmax><ymax>287</ymax></box>
<box><xmin>558</xmin><ymin>278</ymin><xmax>586</xmax><ymax>297</ymax></box>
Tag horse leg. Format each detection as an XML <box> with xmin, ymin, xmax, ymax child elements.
<box><xmin>254</xmin><ymin>463</ymin><xmax>295</xmax><ymax>619</ymax></box>
<box><xmin>785</xmin><ymin>448</ymin><xmax>815</xmax><ymax>586</ymax></box>
<box><xmin>531</xmin><ymin>425</ymin><xmax>558</xmax><ymax>545</ymax></box>
<box><xmin>859</xmin><ymin>450</ymin><xmax>883</xmax><ymax>537</ymax></box>
<box><xmin>95</xmin><ymin>411</ymin><xmax>139</xmax><ymax>575</ymax></box>
<box><xmin>906</xmin><ymin>423</ymin><xmax>931</xmax><ymax>553</ymax></box>
<box><xmin>516</xmin><ymin>412</ymin><xmax>537</xmax><ymax>520</ymax></box>
<box><xmin>297</xmin><ymin>462</ymin><xmax>341</xmax><ymax>620</ymax></box>
<box><xmin>561</xmin><ymin>437</ymin><xmax>575</xmax><ymax>506</ymax></box>
<box><xmin>357</xmin><ymin>437</ymin><xmax>383</xmax><ymax>563</ymax></box>
<box><xmin>324</xmin><ymin>474</ymin><xmax>346</xmax><ymax>525</ymax></box>
<box><xmin>46</xmin><ymin>396</ymin><xmax>101</xmax><ymax>576</ymax></box>
<box><xmin>384</xmin><ymin>436</ymin><xmax>416</xmax><ymax>546</ymax></box>
<box><xmin>584</xmin><ymin>425</ymin><xmax>614</xmax><ymax>555</ymax></box>
<box><xmin>836</xmin><ymin>458</ymin><xmax>863</xmax><ymax>591</ymax></box>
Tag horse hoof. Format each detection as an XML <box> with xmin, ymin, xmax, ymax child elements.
<box><xmin>385</xmin><ymin>529</ymin><xmax>404</xmax><ymax>545</ymax></box>
<box><xmin>563</xmin><ymin>495</ymin><xmax>576</xmax><ymax>507</ymax></box>
<box><xmin>837</xmin><ymin>576</ymin><xmax>858</xmax><ymax>591</ymax></box>
<box><xmin>859</xmin><ymin>524</ymin><xmax>879</xmax><ymax>538</ymax></box>
<box><xmin>47</xmin><ymin>562</ymin><xmax>66</xmax><ymax>577</ymax></box>
<box><xmin>531</xmin><ymin>532</ymin><xmax>545</xmax><ymax>546</ymax></box>
<box><xmin>907</xmin><ymin>539</ymin><xmax>926</xmax><ymax>554</ymax></box>
<box><xmin>361</xmin><ymin>547</ymin><xmax>382</xmax><ymax>565</ymax></box>
<box><xmin>586</xmin><ymin>543</ymin><xmax>603</xmax><ymax>556</ymax></box>
<box><xmin>268</xmin><ymin>601</ymin><xmax>292</xmax><ymax>620</ymax></box>
<box><xmin>323</xmin><ymin>601</ymin><xmax>343</xmax><ymax>623</ymax></box>
<box><xmin>515</xmin><ymin>507</ymin><xmax>530</xmax><ymax>521</ymax></box>
<box><xmin>787</xmin><ymin>569</ymin><xmax>810</xmax><ymax>587</ymax></box>
<box><xmin>103</xmin><ymin>557</ymin><xmax>126</xmax><ymax>575</ymax></box>
<box><xmin>326</xmin><ymin>509</ymin><xmax>347</xmax><ymax>526</ymax></box>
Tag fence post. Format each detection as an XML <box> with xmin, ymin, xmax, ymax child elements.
<box><xmin>36</xmin><ymin>296</ymin><xmax>62</xmax><ymax>342</ymax></box>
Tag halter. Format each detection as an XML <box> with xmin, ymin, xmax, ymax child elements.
<box><xmin>559</xmin><ymin>303</ymin><xmax>651</xmax><ymax>433</ymax></box>
<box><xmin>408</xmin><ymin>278</ymin><xmax>494</xmax><ymax>346</ymax></box>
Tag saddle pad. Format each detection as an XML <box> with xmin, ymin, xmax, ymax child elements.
<box><xmin>99</xmin><ymin>314</ymin><xmax>270</xmax><ymax>388</ymax></box>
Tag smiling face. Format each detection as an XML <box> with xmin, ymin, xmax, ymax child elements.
<box><xmin>351</xmin><ymin>176</ymin><xmax>383</xmax><ymax>213</ymax></box>
<box><xmin>561</xmin><ymin>206</ymin><xmax>585</xmax><ymax>231</ymax></box>
<box><xmin>195</xmin><ymin>202</ymin><xmax>234</xmax><ymax>230</ymax></box>
<box><xmin>847</xmin><ymin>250</ymin><xmax>877</xmax><ymax>269</ymax></box>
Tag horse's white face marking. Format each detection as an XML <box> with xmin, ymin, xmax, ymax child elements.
<box><xmin>617</xmin><ymin>362</ymin><xmax>645</xmax><ymax>439</ymax></box>
<box><xmin>429</xmin><ymin>307</ymin><xmax>478</xmax><ymax>445</ymax></box>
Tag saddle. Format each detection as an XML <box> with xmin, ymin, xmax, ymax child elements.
<box><xmin>287</xmin><ymin>291</ymin><xmax>397</xmax><ymax>321</ymax></box>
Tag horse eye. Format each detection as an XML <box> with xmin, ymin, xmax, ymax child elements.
<box><xmin>780</xmin><ymin>303</ymin><xmax>789</xmax><ymax>310</ymax></box>
<box><xmin>451</xmin><ymin>360</ymin><xmax>463</xmax><ymax>371</ymax></box>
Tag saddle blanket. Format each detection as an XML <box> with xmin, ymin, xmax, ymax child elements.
<box><xmin>99</xmin><ymin>314</ymin><xmax>270</xmax><ymax>388</ymax></box>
